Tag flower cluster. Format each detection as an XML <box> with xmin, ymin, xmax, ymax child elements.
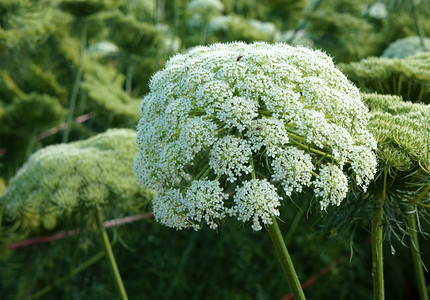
<box><xmin>340</xmin><ymin>52</ymin><xmax>430</xmax><ymax>104</ymax></box>
<box><xmin>362</xmin><ymin>93</ymin><xmax>430</xmax><ymax>174</ymax></box>
<box><xmin>135</xmin><ymin>42</ymin><xmax>377</xmax><ymax>231</ymax></box>
<box><xmin>1</xmin><ymin>129</ymin><xmax>152</xmax><ymax>233</ymax></box>
<box><xmin>230</xmin><ymin>179</ymin><xmax>281</xmax><ymax>231</ymax></box>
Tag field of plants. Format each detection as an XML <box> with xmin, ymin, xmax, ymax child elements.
<box><xmin>1</xmin><ymin>0</ymin><xmax>430</xmax><ymax>299</ymax></box>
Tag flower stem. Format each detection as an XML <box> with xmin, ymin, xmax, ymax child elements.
<box><xmin>267</xmin><ymin>216</ymin><xmax>306</xmax><ymax>300</ymax></box>
<box><xmin>285</xmin><ymin>199</ymin><xmax>308</xmax><ymax>245</ymax></box>
<box><xmin>288</xmin><ymin>138</ymin><xmax>333</xmax><ymax>160</ymax></box>
<box><xmin>405</xmin><ymin>204</ymin><xmax>429</xmax><ymax>300</ymax></box>
<box><xmin>371</xmin><ymin>169</ymin><xmax>387</xmax><ymax>300</ymax></box>
<box><xmin>30</xmin><ymin>251</ymin><xmax>105</xmax><ymax>299</ymax></box>
<box><xmin>95</xmin><ymin>210</ymin><xmax>129</xmax><ymax>300</ymax></box>
<box><xmin>371</xmin><ymin>200</ymin><xmax>384</xmax><ymax>300</ymax></box>
<box><xmin>62</xmin><ymin>22</ymin><xmax>87</xmax><ymax>143</ymax></box>
<box><xmin>125</xmin><ymin>63</ymin><xmax>133</xmax><ymax>95</ymax></box>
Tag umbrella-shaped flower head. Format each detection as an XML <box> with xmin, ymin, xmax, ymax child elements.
<box><xmin>1</xmin><ymin>129</ymin><xmax>151</xmax><ymax>234</ymax></box>
<box><xmin>134</xmin><ymin>42</ymin><xmax>377</xmax><ymax>231</ymax></box>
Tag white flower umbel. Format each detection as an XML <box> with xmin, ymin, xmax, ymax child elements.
<box><xmin>152</xmin><ymin>189</ymin><xmax>189</xmax><ymax>230</ymax></box>
<box><xmin>184</xmin><ymin>180</ymin><xmax>228</xmax><ymax>229</ymax></box>
<box><xmin>271</xmin><ymin>147</ymin><xmax>314</xmax><ymax>196</ymax></box>
<box><xmin>230</xmin><ymin>179</ymin><xmax>281</xmax><ymax>231</ymax></box>
<box><xmin>152</xmin><ymin>181</ymin><xmax>228</xmax><ymax>230</ymax></box>
<box><xmin>209</xmin><ymin>135</ymin><xmax>253</xmax><ymax>182</ymax></box>
<box><xmin>246</xmin><ymin>117</ymin><xmax>290</xmax><ymax>157</ymax></box>
<box><xmin>313</xmin><ymin>164</ymin><xmax>348</xmax><ymax>210</ymax></box>
<box><xmin>135</xmin><ymin>42</ymin><xmax>377</xmax><ymax>230</ymax></box>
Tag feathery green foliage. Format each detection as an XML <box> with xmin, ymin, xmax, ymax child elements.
<box><xmin>105</xmin><ymin>10</ymin><xmax>163</xmax><ymax>56</ymax></box>
<box><xmin>330</xmin><ymin>93</ymin><xmax>430</xmax><ymax>242</ymax></box>
<box><xmin>381</xmin><ymin>0</ymin><xmax>430</xmax><ymax>47</ymax></box>
<box><xmin>58</xmin><ymin>0</ymin><xmax>123</xmax><ymax>18</ymax></box>
<box><xmin>81</xmin><ymin>72</ymin><xmax>140</xmax><ymax>128</ymax></box>
<box><xmin>340</xmin><ymin>53</ymin><xmax>430</xmax><ymax>103</ymax></box>
<box><xmin>304</xmin><ymin>0</ymin><xmax>382</xmax><ymax>63</ymax></box>
<box><xmin>0</xmin><ymin>1</ymin><xmax>170</xmax><ymax>178</ymax></box>
<box><xmin>207</xmin><ymin>15</ymin><xmax>277</xmax><ymax>43</ymax></box>
<box><xmin>0</xmin><ymin>71</ymin><xmax>25</xmax><ymax>102</ymax></box>
<box><xmin>324</xmin><ymin>92</ymin><xmax>430</xmax><ymax>299</ymax></box>
<box><xmin>0</xmin><ymin>93</ymin><xmax>65</xmax><ymax>137</ymax></box>
<box><xmin>364</xmin><ymin>93</ymin><xmax>430</xmax><ymax>299</ymax></box>
<box><xmin>0</xmin><ymin>93</ymin><xmax>66</xmax><ymax>178</ymax></box>
<box><xmin>1</xmin><ymin>0</ymin><xmax>430</xmax><ymax>297</ymax></box>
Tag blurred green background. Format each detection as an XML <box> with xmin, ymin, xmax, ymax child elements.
<box><xmin>1</xmin><ymin>0</ymin><xmax>430</xmax><ymax>299</ymax></box>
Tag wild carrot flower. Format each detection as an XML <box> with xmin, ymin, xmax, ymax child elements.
<box><xmin>134</xmin><ymin>42</ymin><xmax>377</xmax><ymax>231</ymax></box>
<box><xmin>1</xmin><ymin>129</ymin><xmax>151</xmax><ymax>233</ymax></box>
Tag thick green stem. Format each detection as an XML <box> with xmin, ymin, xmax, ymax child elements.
<box><xmin>25</xmin><ymin>131</ymin><xmax>37</xmax><ymax>160</ymax></box>
<box><xmin>405</xmin><ymin>205</ymin><xmax>429</xmax><ymax>300</ymax></box>
<box><xmin>267</xmin><ymin>217</ymin><xmax>306</xmax><ymax>300</ymax></box>
<box><xmin>172</xmin><ymin>0</ymin><xmax>179</xmax><ymax>36</ymax></box>
<box><xmin>95</xmin><ymin>210</ymin><xmax>129</xmax><ymax>300</ymax></box>
<box><xmin>125</xmin><ymin>63</ymin><xmax>133</xmax><ymax>95</ymax></box>
<box><xmin>409</xmin><ymin>0</ymin><xmax>426</xmax><ymax>49</ymax></box>
<box><xmin>200</xmin><ymin>17</ymin><xmax>207</xmax><ymax>45</ymax></box>
<box><xmin>371</xmin><ymin>199</ymin><xmax>384</xmax><ymax>300</ymax></box>
<box><xmin>62</xmin><ymin>22</ymin><xmax>87</xmax><ymax>143</ymax></box>
<box><xmin>30</xmin><ymin>251</ymin><xmax>105</xmax><ymax>299</ymax></box>
<box><xmin>372</xmin><ymin>170</ymin><xmax>387</xmax><ymax>300</ymax></box>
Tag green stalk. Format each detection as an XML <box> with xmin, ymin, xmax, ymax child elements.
<box><xmin>392</xmin><ymin>77</ymin><xmax>397</xmax><ymax>97</ymax></box>
<box><xmin>407</xmin><ymin>81</ymin><xmax>412</xmax><ymax>101</ymax></box>
<box><xmin>417</xmin><ymin>84</ymin><xmax>425</xmax><ymax>103</ymax></box>
<box><xmin>405</xmin><ymin>205</ymin><xmax>429</xmax><ymax>300</ymax></box>
<box><xmin>289</xmin><ymin>138</ymin><xmax>333</xmax><ymax>159</ymax></box>
<box><xmin>371</xmin><ymin>170</ymin><xmax>387</xmax><ymax>300</ymax></box>
<box><xmin>199</xmin><ymin>17</ymin><xmax>207</xmax><ymax>45</ymax></box>
<box><xmin>267</xmin><ymin>217</ymin><xmax>306</xmax><ymax>300</ymax></box>
<box><xmin>15</xmin><ymin>260</ymin><xmax>37</xmax><ymax>300</ymax></box>
<box><xmin>397</xmin><ymin>78</ymin><xmax>403</xmax><ymax>97</ymax></box>
<box><xmin>165</xmin><ymin>231</ymin><xmax>199</xmax><ymax>298</ymax></box>
<box><xmin>62</xmin><ymin>22</ymin><xmax>87</xmax><ymax>143</ymax></box>
<box><xmin>95</xmin><ymin>210</ymin><xmax>129</xmax><ymax>300</ymax></box>
<box><xmin>409</xmin><ymin>0</ymin><xmax>426</xmax><ymax>49</ymax></box>
<box><xmin>30</xmin><ymin>251</ymin><xmax>105</xmax><ymax>299</ymax></box>
<box><xmin>172</xmin><ymin>0</ymin><xmax>178</xmax><ymax>36</ymax></box>
<box><xmin>378</xmin><ymin>82</ymin><xmax>385</xmax><ymax>94</ymax></box>
<box><xmin>25</xmin><ymin>131</ymin><xmax>37</xmax><ymax>160</ymax></box>
<box><xmin>371</xmin><ymin>201</ymin><xmax>384</xmax><ymax>300</ymax></box>
<box><xmin>249</xmin><ymin>156</ymin><xmax>305</xmax><ymax>299</ymax></box>
<box><xmin>125</xmin><ymin>63</ymin><xmax>133</xmax><ymax>95</ymax></box>
<box><xmin>285</xmin><ymin>199</ymin><xmax>308</xmax><ymax>245</ymax></box>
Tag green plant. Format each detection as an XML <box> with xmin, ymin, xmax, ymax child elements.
<box><xmin>0</xmin><ymin>93</ymin><xmax>66</xmax><ymax>178</ymax></box>
<box><xmin>304</xmin><ymin>0</ymin><xmax>383</xmax><ymax>63</ymax></box>
<box><xmin>186</xmin><ymin>0</ymin><xmax>224</xmax><ymax>44</ymax></box>
<box><xmin>207</xmin><ymin>15</ymin><xmax>278</xmax><ymax>43</ymax></box>
<box><xmin>134</xmin><ymin>42</ymin><xmax>377</xmax><ymax>299</ymax></box>
<box><xmin>363</xmin><ymin>93</ymin><xmax>430</xmax><ymax>299</ymax></box>
<box><xmin>329</xmin><ymin>93</ymin><xmax>430</xmax><ymax>299</ymax></box>
<box><xmin>1</xmin><ymin>129</ymin><xmax>154</xmax><ymax>299</ymax></box>
<box><xmin>340</xmin><ymin>53</ymin><xmax>430</xmax><ymax>104</ymax></box>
